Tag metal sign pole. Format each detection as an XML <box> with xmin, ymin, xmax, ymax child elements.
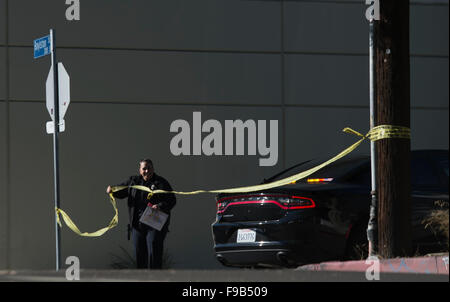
<box><xmin>367</xmin><ymin>20</ymin><xmax>378</xmax><ymax>257</ymax></box>
<box><xmin>50</xmin><ymin>28</ymin><xmax>62</xmax><ymax>271</ymax></box>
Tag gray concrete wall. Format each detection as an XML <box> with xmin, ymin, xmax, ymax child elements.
<box><xmin>0</xmin><ymin>0</ymin><xmax>5</xmax><ymax>46</ymax></box>
<box><xmin>9</xmin><ymin>0</ymin><xmax>281</xmax><ymax>51</ymax></box>
<box><xmin>9</xmin><ymin>48</ymin><xmax>282</xmax><ymax>105</ymax></box>
<box><xmin>0</xmin><ymin>101</ymin><xmax>7</xmax><ymax>270</ymax></box>
<box><xmin>1</xmin><ymin>0</ymin><xmax>8</xmax><ymax>270</ymax></box>
<box><xmin>0</xmin><ymin>0</ymin><xmax>448</xmax><ymax>270</ymax></box>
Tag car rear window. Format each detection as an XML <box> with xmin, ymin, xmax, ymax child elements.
<box><xmin>440</xmin><ymin>159</ymin><xmax>449</xmax><ymax>178</ymax></box>
<box><xmin>268</xmin><ymin>156</ymin><xmax>369</xmax><ymax>182</ymax></box>
<box><xmin>411</xmin><ymin>157</ymin><xmax>440</xmax><ymax>187</ymax></box>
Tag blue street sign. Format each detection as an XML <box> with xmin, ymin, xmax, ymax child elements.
<box><xmin>33</xmin><ymin>35</ymin><xmax>51</xmax><ymax>59</ymax></box>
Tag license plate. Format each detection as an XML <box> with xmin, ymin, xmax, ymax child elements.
<box><xmin>236</xmin><ymin>229</ymin><xmax>256</xmax><ymax>243</ymax></box>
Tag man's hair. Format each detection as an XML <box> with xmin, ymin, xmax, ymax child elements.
<box><xmin>139</xmin><ymin>158</ymin><xmax>153</xmax><ymax>167</ymax></box>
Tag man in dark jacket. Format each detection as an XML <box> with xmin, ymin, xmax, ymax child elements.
<box><xmin>106</xmin><ymin>159</ymin><xmax>176</xmax><ymax>269</ymax></box>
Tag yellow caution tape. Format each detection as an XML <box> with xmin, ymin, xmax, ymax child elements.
<box><xmin>367</xmin><ymin>125</ymin><xmax>411</xmax><ymax>141</ymax></box>
<box><xmin>55</xmin><ymin>193</ymin><xmax>119</xmax><ymax>237</ymax></box>
<box><xmin>55</xmin><ymin>125</ymin><xmax>410</xmax><ymax>237</ymax></box>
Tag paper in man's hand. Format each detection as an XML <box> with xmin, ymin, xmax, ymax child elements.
<box><xmin>139</xmin><ymin>206</ymin><xmax>168</xmax><ymax>231</ymax></box>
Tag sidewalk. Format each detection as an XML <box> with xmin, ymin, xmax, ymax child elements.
<box><xmin>297</xmin><ymin>253</ymin><xmax>449</xmax><ymax>275</ymax></box>
<box><xmin>0</xmin><ymin>268</ymin><xmax>447</xmax><ymax>282</ymax></box>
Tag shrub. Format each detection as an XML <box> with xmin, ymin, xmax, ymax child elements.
<box><xmin>422</xmin><ymin>200</ymin><xmax>449</xmax><ymax>250</ymax></box>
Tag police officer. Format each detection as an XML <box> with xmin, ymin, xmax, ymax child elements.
<box><xmin>107</xmin><ymin>159</ymin><xmax>176</xmax><ymax>269</ymax></box>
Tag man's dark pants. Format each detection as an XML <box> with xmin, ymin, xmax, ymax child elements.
<box><xmin>131</xmin><ymin>224</ymin><xmax>168</xmax><ymax>269</ymax></box>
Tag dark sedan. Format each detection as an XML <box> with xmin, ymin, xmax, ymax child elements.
<box><xmin>211</xmin><ymin>150</ymin><xmax>449</xmax><ymax>268</ymax></box>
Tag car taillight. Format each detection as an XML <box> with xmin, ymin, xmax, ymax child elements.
<box><xmin>277</xmin><ymin>196</ymin><xmax>316</xmax><ymax>209</ymax></box>
<box><xmin>217</xmin><ymin>201</ymin><xmax>228</xmax><ymax>212</ymax></box>
<box><xmin>216</xmin><ymin>194</ymin><xmax>315</xmax><ymax>213</ymax></box>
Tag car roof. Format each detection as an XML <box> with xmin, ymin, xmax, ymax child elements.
<box><xmin>268</xmin><ymin>155</ymin><xmax>369</xmax><ymax>182</ymax></box>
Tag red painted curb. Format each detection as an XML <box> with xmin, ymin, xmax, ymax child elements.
<box><xmin>298</xmin><ymin>255</ymin><xmax>449</xmax><ymax>275</ymax></box>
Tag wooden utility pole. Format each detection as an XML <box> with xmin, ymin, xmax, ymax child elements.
<box><xmin>375</xmin><ymin>0</ymin><xmax>412</xmax><ymax>258</ymax></box>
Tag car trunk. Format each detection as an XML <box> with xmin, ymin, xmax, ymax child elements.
<box><xmin>216</xmin><ymin>191</ymin><xmax>316</xmax><ymax>222</ymax></box>
<box><xmin>218</xmin><ymin>197</ymin><xmax>286</xmax><ymax>222</ymax></box>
